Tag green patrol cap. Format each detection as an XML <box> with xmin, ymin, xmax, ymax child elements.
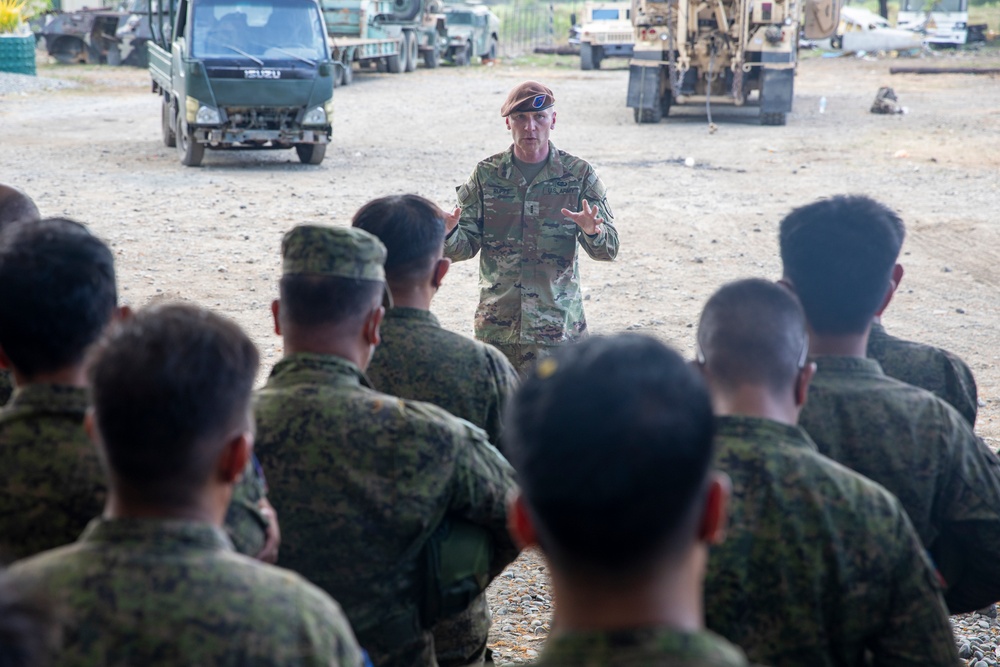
<box><xmin>281</xmin><ymin>225</ymin><xmax>393</xmax><ymax>307</ymax></box>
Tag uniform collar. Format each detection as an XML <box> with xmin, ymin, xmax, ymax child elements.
<box><xmin>499</xmin><ymin>141</ymin><xmax>566</xmax><ymax>185</ymax></box>
<box><xmin>6</xmin><ymin>383</ymin><xmax>89</xmax><ymax>416</ymax></box>
<box><xmin>714</xmin><ymin>414</ymin><xmax>819</xmax><ymax>453</ymax></box>
<box><xmin>540</xmin><ymin>627</ymin><xmax>747</xmax><ymax>665</ymax></box>
<box><xmin>81</xmin><ymin>517</ymin><xmax>234</xmax><ymax>552</ymax></box>
<box><xmin>812</xmin><ymin>355</ymin><xmax>885</xmax><ymax>377</ymax></box>
<box><xmin>384</xmin><ymin>307</ymin><xmax>441</xmax><ymax>328</ymax></box>
<box><xmin>267</xmin><ymin>352</ymin><xmax>373</xmax><ymax>389</ymax></box>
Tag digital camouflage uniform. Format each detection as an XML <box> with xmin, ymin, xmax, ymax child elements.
<box><xmin>446</xmin><ymin>141</ymin><xmax>618</xmax><ymax>374</ymax></box>
<box><xmin>706</xmin><ymin>415</ymin><xmax>959</xmax><ymax>667</ymax></box>
<box><xmin>0</xmin><ymin>383</ymin><xmax>272</xmax><ymax>561</ymax></box>
<box><xmin>254</xmin><ymin>353</ymin><xmax>519</xmax><ymax>667</ymax></box>
<box><xmin>8</xmin><ymin>518</ymin><xmax>366</xmax><ymax>667</ymax></box>
<box><xmin>367</xmin><ymin>306</ymin><xmax>519</xmax><ymax>449</ymax></box>
<box><xmin>799</xmin><ymin>355</ymin><xmax>1000</xmax><ymax>614</ymax></box>
<box><xmin>529</xmin><ymin>627</ymin><xmax>750</xmax><ymax>667</ymax></box>
<box><xmin>867</xmin><ymin>321</ymin><xmax>978</xmax><ymax>426</ymax></box>
<box><xmin>0</xmin><ymin>369</ymin><xmax>12</xmax><ymax>406</ymax></box>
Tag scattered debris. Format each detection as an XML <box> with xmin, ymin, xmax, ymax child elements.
<box><xmin>890</xmin><ymin>66</ymin><xmax>1000</xmax><ymax>75</ymax></box>
<box><xmin>871</xmin><ymin>87</ymin><xmax>905</xmax><ymax>114</ymax></box>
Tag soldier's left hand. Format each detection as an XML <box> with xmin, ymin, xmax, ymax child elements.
<box><xmin>561</xmin><ymin>199</ymin><xmax>604</xmax><ymax>236</ymax></box>
<box><xmin>255</xmin><ymin>498</ymin><xmax>281</xmax><ymax>564</ymax></box>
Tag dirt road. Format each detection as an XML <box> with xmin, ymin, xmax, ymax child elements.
<box><xmin>1</xmin><ymin>51</ymin><xmax>999</xmax><ymax>661</ymax></box>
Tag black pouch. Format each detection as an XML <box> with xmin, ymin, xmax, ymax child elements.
<box><xmin>420</xmin><ymin>517</ymin><xmax>493</xmax><ymax>626</ymax></box>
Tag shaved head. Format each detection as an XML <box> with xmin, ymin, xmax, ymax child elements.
<box><xmin>698</xmin><ymin>279</ymin><xmax>808</xmax><ymax>395</ymax></box>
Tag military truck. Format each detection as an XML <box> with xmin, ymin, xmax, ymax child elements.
<box><xmin>147</xmin><ymin>0</ymin><xmax>334</xmax><ymax>166</ymax></box>
<box><xmin>626</xmin><ymin>0</ymin><xmax>840</xmax><ymax>125</ymax></box>
<box><xmin>322</xmin><ymin>0</ymin><xmax>448</xmax><ymax>85</ymax></box>
<box><xmin>441</xmin><ymin>3</ymin><xmax>499</xmax><ymax>65</ymax></box>
<box><xmin>573</xmin><ymin>2</ymin><xmax>633</xmax><ymax>70</ymax></box>
<box><xmin>41</xmin><ymin>0</ymin><xmax>151</xmax><ymax>65</ymax></box>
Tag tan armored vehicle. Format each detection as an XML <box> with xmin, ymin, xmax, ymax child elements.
<box><xmin>573</xmin><ymin>1</ymin><xmax>634</xmax><ymax>70</ymax></box>
<box><xmin>626</xmin><ymin>0</ymin><xmax>840</xmax><ymax>124</ymax></box>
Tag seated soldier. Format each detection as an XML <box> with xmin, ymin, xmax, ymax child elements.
<box><xmin>254</xmin><ymin>225</ymin><xmax>519</xmax><ymax>667</ymax></box>
<box><xmin>697</xmin><ymin>278</ymin><xmax>958</xmax><ymax>666</ymax></box>
<box><xmin>8</xmin><ymin>303</ymin><xmax>366</xmax><ymax>667</ymax></box>
<box><xmin>354</xmin><ymin>194</ymin><xmax>518</xmax><ymax>449</ymax></box>
<box><xmin>505</xmin><ymin>333</ymin><xmax>749</xmax><ymax>667</ymax></box>
<box><xmin>868</xmin><ymin>256</ymin><xmax>978</xmax><ymax>425</ymax></box>
<box><xmin>780</xmin><ymin>194</ymin><xmax>1000</xmax><ymax>613</ymax></box>
<box><xmin>0</xmin><ymin>218</ymin><xmax>277</xmax><ymax>562</ymax></box>
<box><xmin>0</xmin><ymin>183</ymin><xmax>41</xmax><ymax>406</ymax></box>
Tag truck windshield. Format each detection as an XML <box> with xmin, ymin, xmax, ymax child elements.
<box><xmin>901</xmin><ymin>0</ymin><xmax>966</xmax><ymax>11</ymax></box>
<box><xmin>191</xmin><ymin>0</ymin><xmax>328</xmax><ymax>61</ymax></box>
<box><xmin>591</xmin><ymin>8</ymin><xmax>622</xmax><ymax>19</ymax></box>
<box><xmin>446</xmin><ymin>12</ymin><xmax>473</xmax><ymax>24</ymax></box>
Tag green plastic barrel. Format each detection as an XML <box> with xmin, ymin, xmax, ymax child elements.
<box><xmin>0</xmin><ymin>34</ymin><xmax>37</xmax><ymax>76</ymax></box>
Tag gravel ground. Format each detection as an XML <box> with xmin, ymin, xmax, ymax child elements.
<box><xmin>954</xmin><ymin>608</ymin><xmax>1000</xmax><ymax>666</ymax></box>
<box><xmin>0</xmin><ymin>71</ymin><xmax>77</xmax><ymax>95</ymax></box>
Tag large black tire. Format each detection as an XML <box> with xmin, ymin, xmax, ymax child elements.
<box><xmin>176</xmin><ymin>112</ymin><xmax>205</xmax><ymax>167</ymax></box>
<box><xmin>484</xmin><ymin>36</ymin><xmax>497</xmax><ymax>62</ymax></box>
<box><xmin>386</xmin><ymin>37</ymin><xmax>404</xmax><ymax>73</ymax></box>
<box><xmin>423</xmin><ymin>43</ymin><xmax>440</xmax><ymax>68</ymax></box>
<box><xmin>593</xmin><ymin>45</ymin><xmax>603</xmax><ymax>69</ymax></box>
<box><xmin>633</xmin><ymin>106</ymin><xmax>662</xmax><ymax>124</ymax></box>
<box><xmin>341</xmin><ymin>56</ymin><xmax>353</xmax><ymax>85</ymax></box>
<box><xmin>161</xmin><ymin>98</ymin><xmax>176</xmax><ymax>147</ymax></box>
<box><xmin>295</xmin><ymin>143</ymin><xmax>326</xmax><ymax>165</ymax></box>
<box><xmin>580</xmin><ymin>42</ymin><xmax>594</xmax><ymax>70</ymax></box>
<box><xmin>660</xmin><ymin>92</ymin><xmax>672</xmax><ymax>118</ymax></box>
<box><xmin>404</xmin><ymin>30</ymin><xmax>417</xmax><ymax>72</ymax></box>
<box><xmin>49</xmin><ymin>36</ymin><xmax>86</xmax><ymax>64</ymax></box>
<box><xmin>388</xmin><ymin>0</ymin><xmax>420</xmax><ymax>21</ymax></box>
<box><xmin>455</xmin><ymin>40</ymin><xmax>472</xmax><ymax>66</ymax></box>
<box><xmin>761</xmin><ymin>111</ymin><xmax>787</xmax><ymax>126</ymax></box>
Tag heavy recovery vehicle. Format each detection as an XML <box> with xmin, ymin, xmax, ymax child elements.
<box><xmin>147</xmin><ymin>0</ymin><xmax>334</xmax><ymax>166</ymax></box>
<box><xmin>626</xmin><ymin>0</ymin><xmax>840</xmax><ymax>125</ymax></box>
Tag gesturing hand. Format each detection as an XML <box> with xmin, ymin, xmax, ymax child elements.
<box><xmin>561</xmin><ymin>199</ymin><xmax>604</xmax><ymax>236</ymax></box>
<box><xmin>443</xmin><ymin>206</ymin><xmax>461</xmax><ymax>234</ymax></box>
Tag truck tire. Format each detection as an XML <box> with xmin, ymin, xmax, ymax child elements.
<box><xmin>761</xmin><ymin>111</ymin><xmax>786</xmax><ymax>126</ymax></box>
<box><xmin>455</xmin><ymin>41</ymin><xmax>472</xmax><ymax>66</ymax></box>
<box><xmin>296</xmin><ymin>143</ymin><xmax>326</xmax><ymax>165</ymax></box>
<box><xmin>404</xmin><ymin>30</ymin><xmax>417</xmax><ymax>72</ymax></box>
<box><xmin>162</xmin><ymin>98</ymin><xmax>176</xmax><ymax>147</ymax></box>
<box><xmin>484</xmin><ymin>36</ymin><xmax>497</xmax><ymax>62</ymax></box>
<box><xmin>633</xmin><ymin>106</ymin><xmax>662</xmax><ymax>124</ymax></box>
<box><xmin>424</xmin><ymin>44</ymin><xmax>440</xmax><ymax>68</ymax></box>
<box><xmin>386</xmin><ymin>37</ymin><xmax>404</xmax><ymax>73</ymax></box>
<box><xmin>593</xmin><ymin>45</ymin><xmax>603</xmax><ymax>69</ymax></box>
<box><xmin>580</xmin><ymin>43</ymin><xmax>594</xmax><ymax>70</ymax></box>
<box><xmin>341</xmin><ymin>56</ymin><xmax>353</xmax><ymax>85</ymax></box>
<box><xmin>388</xmin><ymin>0</ymin><xmax>421</xmax><ymax>22</ymax></box>
<box><xmin>176</xmin><ymin>114</ymin><xmax>205</xmax><ymax>167</ymax></box>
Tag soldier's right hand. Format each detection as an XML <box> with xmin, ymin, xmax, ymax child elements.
<box><xmin>443</xmin><ymin>206</ymin><xmax>461</xmax><ymax>234</ymax></box>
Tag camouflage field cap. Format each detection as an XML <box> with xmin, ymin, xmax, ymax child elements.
<box><xmin>500</xmin><ymin>81</ymin><xmax>555</xmax><ymax>117</ymax></box>
<box><xmin>282</xmin><ymin>225</ymin><xmax>393</xmax><ymax>308</ymax></box>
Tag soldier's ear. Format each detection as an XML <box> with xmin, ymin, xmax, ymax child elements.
<box><xmin>697</xmin><ymin>472</ymin><xmax>730</xmax><ymax>546</ymax></box>
<box><xmin>271</xmin><ymin>299</ymin><xmax>282</xmax><ymax>336</ymax></box>
<box><xmin>363</xmin><ymin>306</ymin><xmax>384</xmax><ymax>348</ymax></box>
<box><xmin>431</xmin><ymin>258</ymin><xmax>451</xmax><ymax>289</ymax></box>
<box><xmin>550</xmin><ymin>110</ymin><xmax>556</xmax><ymax>129</ymax></box>
<box><xmin>876</xmin><ymin>264</ymin><xmax>904</xmax><ymax>317</ymax></box>
<box><xmin>216</xmin><ymin>432</ymin><xmax>252</xmax><ymax>484</ymax></box>
<box><xmin>794</xmin><ymin>362</ymin><xmax>816</xmax><ymax>409</ymax></box>
<box><xmin>507</xmin><ymin>493</ymin><xmax>539</xmax><ymax>550</ymax></box>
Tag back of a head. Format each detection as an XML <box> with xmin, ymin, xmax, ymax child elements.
<box><xmin>0</xmin><ymin>218</ymin><xmax>117</xmax><ymax>378</ymax></box>
<box><xmin>779</xmin><ymin>195</ymin><xmax>904</xmax><ymax>335</ymax></box>
<box><xmin>0</xmin><ymin>186</ymin><xmax>40</xmax><ymax>230</ymax></box>
<box><xmin>698</xmin><ymin>279</ymin><xmax>808</xmax><ymax>396</ymax></box>
<box><xmin>505</xmin><ymin>334</ymin><xmax>715</xmax><ymax>577</ymax></box>
<box><xmin>88</xmin><ymin>303</ymin><xmax>259</xmax><ymax>507</ymax></box>
<box><xmin>351</xmin><ymin>194</ymin><xmax>445</xmax><ymax>285</ymax></box>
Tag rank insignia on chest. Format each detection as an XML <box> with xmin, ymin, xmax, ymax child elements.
<box><xmin>525</xmin><ymin>201</ymin><xmax>540</xmax><ymax>216</ymax></box>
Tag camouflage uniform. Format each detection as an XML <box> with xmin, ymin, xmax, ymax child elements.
<box><xmin>254</xmin><ymin>353</ymin><xmax>519</xmax><ymax>667</ymax></box>
<box><xmin>8</xmin><ymin>518</ymin><xmax>366</xmax><ymax>667</ymax></box>
<box><xmin>530</xmin><ymin>628</ymin><xmax>750</xmax><ymax>667</ymax></box>
<box><xmin>0</xmin><ymin>383</ymin><xmax>272</xmax><ymax>561</ymax></box>
<box><xmin>867</xmin><ymin>321</ymin><xmax>978</xmax><ymax>426</ymax></box>
<box><xmin>707</xmin><ymin>415</ymin><xmax>959</xmax><ymax>666</ymax></box>
<box><xmin>799</xmin><ymin>355</ymin><xmax>1000</xmax><ymax>614</ymax></box>
<box><xmin>367</xmin><ymin>306</ymin><xmax>519</xmax><ymax>449</ymax></box>
<box><xmin>0</xmin><ymin>369</ymin><xmax>12</xmax><ymax>406</ymax></box>
<box><xmin>446</xmin><ymin>141</ymin><xmax>618</xmax><ymax>373</ymax></box>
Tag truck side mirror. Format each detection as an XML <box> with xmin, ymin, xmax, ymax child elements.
<box><xmin>570</xmin><ymin>12</ymin><xmax>577</xmax><ymax>25</ymax></box>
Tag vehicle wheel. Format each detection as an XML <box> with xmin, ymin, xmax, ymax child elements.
<box><xmin>423</xmin><ymin>43</ymin><xmax>440</xmax><ymax>68</ymax></box>
<box><xmin>632</xmin><ymin>106</ymin><xmax>662</xmax><ymax>124</ymax></box>
<box><xmin>404</xmin><ymin>30</ymin><xmax>417</xmax><ymax>72</ymax></box>
<box><xmin>593</xmin><ymin>45</ymin><xmax>603</xmax><ymax>69</ymax></box>
<box><xmin>50</xmin><ymin>36</ymin><xmax>86</xmax><ymax>64</ymax></box>
<box><xmin>761</xmin><ymin>111</ymin><xmax>786</xmax><ymax>126</ymax></box>
<box><xmin>295</xmin><ymin>143</ymin><xmax>326</xmax><ymax>165</ymax></box>
<box><xmin>176</xmin><ymin>113</ymin><xmax>205</xmax><ymax>166</ymax></box>
<box><xmin>161</xmin><ymin>98</ymin><xmax>176</xmax><ymax>147</ymax></box>
<box><xmin>386</xmin><ymin>37</ymin><xmax>404</xmax><ymax>73</ymax></box>
<box><xmin>660</xmin><ymin>92</ymin><xmax>672</xmax><ymax>118</ymax></box>
<box><xmin>455</xmin><ymin>40</ymin><xmax>472</xmax><ymax>66</ymax></box>
<box><xmin>830</xmin><ymin>34</ymin><xmax>842</xmax><ymax>49</ymax></box>
<box><xmin>580</xmin><ymin>43</ymin><xmax>594</xmax><ymax>70</ymax></box>
<box><xmin>341</xmin><ymin>56</ymin><xmax>353</xmax><ymax>85</ymax></box>
<box><xmin>484</xmin><ymin>36</ymin><xmax>497</xmax><ymax>62</ymax></box>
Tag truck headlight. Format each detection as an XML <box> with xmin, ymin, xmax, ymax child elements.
<box><xmin>303</xmin><ymin>106</ymin><xmax>327</xmax><ymax>126</ymax></box>
<box><xmin>196</xmin><ymin>105</ymin><xmax>221</xmax><ymax>125</ymax></box>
